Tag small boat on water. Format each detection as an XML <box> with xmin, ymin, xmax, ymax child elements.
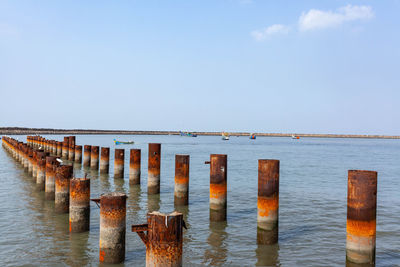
<box><xmin>222</xmin><ymin>132</ymin><xmax>230</xmax><ymax>141</ymax></box>
<box><xmin>291</xmin><ymin>135</ymin><xmax>300</xmax><ymax>140</ymax></box>
<box><xmin>180</xmin><ymin>131</ymin><xmax>197</xmax><ymax>137</ymax></box>
<box><xmin>114</xmin><ymin>139</ymin><xmax>134</xmax><ymax>145</ymax></box>
<box><xmin>250</xmin><ymin>133</ymin><xmax>256</xmax><ymax>139</ymax></box>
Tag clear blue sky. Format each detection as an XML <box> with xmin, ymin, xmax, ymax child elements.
<box><xmin>1</xmin><ymin>1</ymin><xmax>399</xmax><ymax>134</ymax></box>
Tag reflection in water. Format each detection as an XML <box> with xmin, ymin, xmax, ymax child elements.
<box><xmin>99</xmin><ymin>173</ymin><xmax>111</xmax><ymax>193</ymax></box>
<box><xmin>147</xmin><ymin>194</ymin><xmax>161</xmax><ymax>212</ymax></box>
<box><xmin>128</xmin><ymin>185</ymin><xmax>142</xmax><ymax>213</ymax></box>
<box><xmin>67</xmin><ymin>233</ymin><xmax>90</xmax><ymax>267</ymax></box>
<box><xmin>255</xmin><ymin>243</ymin><xmax>280</xmax><ymax>267</ymax></box>
<box><xmin>203</xmin><ymin>221</ymin><xmax>228</xmax><ymax>266</ymax></box>
<box><xmin>114</xmin><ymin>178</ymin><xmax>125</xmax><ymax>193</ymax></box>
<box><xmin>346</xmin><ymin>260</ymin><xmax>375</xmax><ymax>267</ymax></box>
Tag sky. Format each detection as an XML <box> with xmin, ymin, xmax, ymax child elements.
<box><xmin>1</xmin><ymin>0</ymin><xmax>399</xmax><ymax>134</ymax></box>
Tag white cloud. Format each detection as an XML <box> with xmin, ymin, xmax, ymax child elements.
<box><xmin>251</xmin><ymin>24</ymin><xmax>289</xmax><ymax>41</ymax></box>
<box><xmin>298</xmin><ymin>5</ymin><xmax>374</xmax><ymax>32</ymax></box>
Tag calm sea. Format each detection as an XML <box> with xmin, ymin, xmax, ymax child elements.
<box><xmin>0</xmin><ymin>135</ymin><xmax>399</xmax><ymax>266</ymax></box>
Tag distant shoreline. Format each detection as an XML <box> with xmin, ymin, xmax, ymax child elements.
<box><xmin>0</xmin><ymin>127</ymin><xmax>399</xmax><ymax>139</ymax></box>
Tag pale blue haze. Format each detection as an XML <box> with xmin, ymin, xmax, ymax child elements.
<box><xmin>1</xmin><ymin>1</ymin><xmax>399</xmax><ymax>134</ymax></box>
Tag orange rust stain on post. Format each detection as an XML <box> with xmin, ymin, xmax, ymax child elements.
<box><xmin>55</xmin><ymin>165</ymin><xmax>73</xmax><ymax>213</ymax></box>
<box><xmin>100</xmin><ymin>147</ymin><xmax>110</xmax><ymax>174</ymax></box>
<box><xmin>257</xmin><ymin>197</ymin><xmax>279</xmax><ymax>217</ymax></box>
<box><xmin>90</xmin><ymin>146</ymin><xmax>99</xmax><ymax>170</ymax></box>
<box><xmin>70</xmin><ymin>178</ymin><xmax>90</xmax><ymax>232</ymax></box>
<box><xmin>346</xmin><ymin>170</ymin><xmax>377</xmax><ymax>264</ymax></box>
<box><xmin>83</xmin><ymin>145</ymin><xmax>91</xmax><ymax>167</ymax></box>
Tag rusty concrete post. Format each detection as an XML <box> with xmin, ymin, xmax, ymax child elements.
<box><xmin>90</xmin><ymin>146</ymin><xmax>99</xmax><ymax>170</ymax></box>
<box><xmin>28</xmin><ymin>149</ymin><xmax>34</xmax><ymax>175</ymax></box>
<box><xmin>57</xmin><ymin>141</ymin><xmax>62</xmax><ymax>157</ymax></box>
<box><xmin>55</xmin><ymin>165</ymin><xmax>73</xmax><ymax>213</ymax></box>
<box><xmin>209</xmin><ymin>154</ymin><xmax>227</xmax><ymax>221</ymax></box>
<box><xmin>132</xmin><ymin>211</ymin><xmax>184</xmax><ymax>267</ymax></box>
<box><xmin>98</xmin><ymin>192</ymin><xmax>127</xmax><ymax>264</ymax></box>
<box><xmin>346</xmin><ymin>170</ymin><xmax>377</xmax><ymax>264</ymax></box>
<box><xmin>257</xmin><ymin>159</ymin><xmax>279</xmax><ymax>245</ymax></box>
<box><xmin>74</xmin><ymin>145</ymin><xmax>82</xmax><ymax>164</ymax></box>
<box><xmin>100</xmin><ymin>147</ymin><xmax>110</xmax><ymax>174</ymax></box>
<box><xmin>148</xmin><ymin>143</ymin><xmax>161</xmax><ymax>194</ymax></box>
<box><xmin>70</xmin><ymin>177</ymin><xmax>90</xmax><ymax>232</ymax></box>
<box><xmin>45</xmin><ymin>156</ymin><xmax>59</xmax><ymax>200</ymax></box>
<box><xmin>32</xmin><ymin>150</ymin><xmax>39</xmax><ymax>179</ymax></box>
<box><xmin>62</xmin><ymin>137</ymin><xmax>69</xmax><ymax>159</ymax></box>
<box><xmin>114</xmin><ymin>149</ymin><xmax>125</xmax><ymax>179</ymax></box>
<box><xmin>174</xmin><ymin>155</ymin><xmax>190</xmax><ymax>206</ymax></box>
<box><xmin>52</xmin><ymin>140</ymin><xmax>57</xmax><ymax>155</ymax></box>
<box><xmin>36</xmin><ymin>152</ymin><xmax>47</xmax><ymax>190</ymax></box>
<box><xmin>68</xmin><ymin>136</ymin><xmax>76</xmax><ymax>161</ymax></box>
<box><xmin>129</xmin><ymin>149</ymin><xmax>141</xmax><ymax>185</ymax></box>
<box><xmin>83</xmin><ymin>145</ymin><xmax>91</xmax><ymax>167</ymax></box>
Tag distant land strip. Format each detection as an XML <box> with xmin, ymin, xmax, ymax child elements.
<box><xmin>0</xmin><ymin>127</ymin><xmax>399</xmax><ymax>139</ymax></box>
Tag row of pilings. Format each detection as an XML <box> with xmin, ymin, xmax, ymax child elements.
<box><xmin>3</xmin><ymin>135</ymin><xmax>378</xmax><ymax>265</ymax></box>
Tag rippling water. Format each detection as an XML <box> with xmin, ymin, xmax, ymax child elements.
<box><xmin>0</xmin><ymin>135</ymin><xmax>399</xmax><ymax>266</ymax></box>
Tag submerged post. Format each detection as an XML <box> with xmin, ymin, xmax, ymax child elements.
<box><xmin>90</xmin><ymin>146</ymin><xmax>99</xmax><ymax>170</ymax></box>
<box><xmin>100</xmin><ymin>147</ymin><xmax>110</xmax><ymax>174</ymax></box>
<box><xmin>129</xmin><ymin>149</ymin><xmax>141</xmax><ymax>185</ymax></box>
<box><xmin>83</xmin><ymin>145</ymin><xmax>91</xmax><ymax>167</ymax></box>
<box><xmin>174</xmin><ymin>155</ymin><xmax>190</xmax><ymax>206</ymax></box>
<box><xmin>114</xmin><ymin>149</ymin><xmax>125</xmax><ymax>178</ymax></box>
<box><xmin>148</xmin><ymin>143</ymin><xmax>161</xmax><ymax>194</ymax></box>
<box><xmin>209</xmin><ymin>154</ymin><xmax>227</xmax><ymax>221</ymax></box>
<box><xmin>132</xmin><ymin>211</ymin><xmax>184</xmax><ymax>267</ymax></box>
<box><xmin>70</xmin><ymin>177</ymin><xmax>90</xmax><ymax>232</ymax></box>
<box><xmin>99</xmin><ymin>192</ymin><xmax>127</xmax><ymax>264</ymax></box>
<box><xmin>55</xmin><ymin>165</ymin><xmax>73</xmax><ymax>213</ymax></box>
<box><xmin>257</xmin><ymin>159</ymin><xmax>279</xmax><ymax>245</ymax></box>
<box><xmin>346</xmin><ymin>170</ymin><xmax>377</xmax><ymax>264</ymax></box>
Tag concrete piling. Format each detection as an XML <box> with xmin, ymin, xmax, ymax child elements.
<box><xmin>90</xmin><ymin>146</ymin><xmax>99</xmax><ymax>170</ymax></box>
<box><xmin>62</xmin><ymin>137</ymin><xmax>69</xmax><ymax>159</ymax></box>
<box><xmin>28</xmin><ymin>149</ymin><xmax>34</xmax><ymax>175</ymax></box>
<box><xmin>70</xmin><ymin>177</ymin><xmax>90</xmax><ymax>232</ymax></box>
<box><xmin>98</xmin><ymin>192</ymin><xmax>127</xmax><ymax>264</ymax></box>
<box><xmin>129</xmin><ymin>149</ymin><xmax>141</xmax><ymax>185</ymax></box>
<box><xmin>114</xmin><ymin>149</ymin><xmax>125</xmax><ymax>179</ymax></box>
<box><xmin>100</xmin><ymin>147</ymin><xmax>110</xmax><ymax>174</ymax></box>
<box><xmin>83</xmin><ymin>145</ymin><xmax>91</xmax><ymax>167</ymax></box>
<box><xmin>45</xmin><ymin>156</ymin><xmax>59</xmax><ymax>200</ymax></box>
<box><xmin>174</xmin><ymin>155</ymin><xmax>190</xmax><ymax>206</ymax></box>
<box><xmin>57</xmin><ymin>141</ymin><xmax>62</xmax><ymax>157</ymax></box>
<box><xmin>346</xmin><ymin>170</ymin><xmax>377</xmax><ymax>264</ymax></box>
<box><xmin>36</xmin><ymin>152</ymin><xmax>47</xmax><ymax>190</ymax></box>
<box><xmin>209</xmin><ymin>154</ymin><xmax>227</xmax><ymax>221</ymax></box>
<box><xmin>132</xmin><ymin>211</ymin><xmax>184</xmax><ymax>267</ymax></box>
<box><xmin>68</xmin><ymin>136</ymin><xmax>76</xmax><ymax>161</ymax></box>
<box><xmin>55</xmin><ymin>165</ymin><xmax>73</xmax><ymax>213</ymax></box>
<box><xmin>148</xmin><ymin>143</ymin><xmax>161</xmax><ymax>194</ymax></box>
<box><xmin>257</xmin><ymin>159</ymin><xmax>279</xmax><ymax>245</ymax></box>
<box><xmin>74</xmin><ymin>145</ymin><xmax>82</xmax><ymax>164</ymax></box>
